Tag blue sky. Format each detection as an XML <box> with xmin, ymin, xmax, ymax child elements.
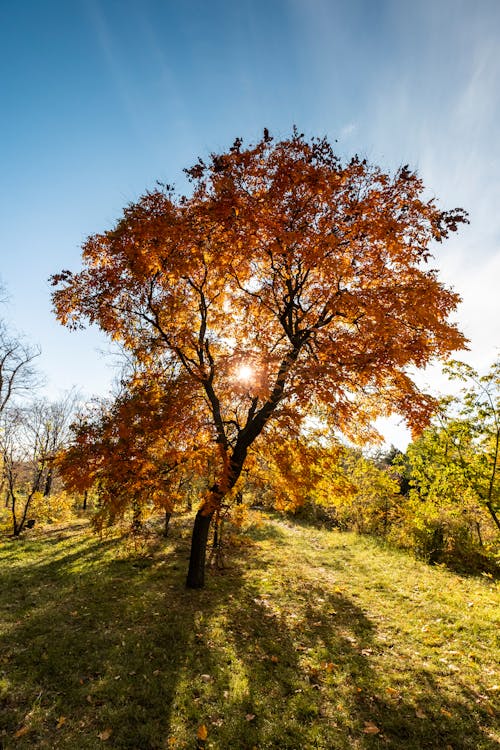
<box><xmin>1</xmin><ymin>0</ymin><xmax>499</xmax><ymax>446</ymax></box>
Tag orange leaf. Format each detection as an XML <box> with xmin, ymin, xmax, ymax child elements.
<box><xmin>56</xmin><ymin>716</ymin><xmax>67</xmax><ymax>729</ymax></box>
<box><xmin>14</xmin><ymin>726</ymin><xmax>30</xmax><ymax>739</ymax></box>
<box><xmin>197</xmin><ymin>724</ymin><xmax>208</xmax><ymax>740</ymax></box>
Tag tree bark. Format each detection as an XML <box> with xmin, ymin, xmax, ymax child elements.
<box><xmin>43</xmin><ymin>470</ymin><xmax>53</xmax><ymax>497</ymax></box>
<box><xmin>186</xmin><ymin>508</ymin><xmax>215</xmax><ymax>588</ymax></box>
<box><xmin>486</xmin><ymin>501</ymin><xmax>500</xmax><ymax>532</ymax></box>
<box><xmin>164</xmin><ymin>510</ymin><xmax>172</xmax><ymax>537</ymax></box>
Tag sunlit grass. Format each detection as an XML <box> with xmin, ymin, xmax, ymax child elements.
<box><xmin>0</xmin><ymin>515</ymin><xmax>498</xmax><ymax>748</ymax></box>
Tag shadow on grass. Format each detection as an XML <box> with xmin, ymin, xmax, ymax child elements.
<box><xmin>0</xmin><ymin>518</ymin><xmax>497</xmax><ymax>749</ymax></box>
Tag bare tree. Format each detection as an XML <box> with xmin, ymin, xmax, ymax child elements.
<box><xmin>0</xmin><ymin>304</ymin><xmax>41</xmax><ymax>418</ymax></box>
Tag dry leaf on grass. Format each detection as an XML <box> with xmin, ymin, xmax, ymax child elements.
<box><xmin>14</xmin><ymin>726</ymin><xmax>30</xmax><ymax>739</ymax></box>
<box><xmin>363</xmin><ymin>721</ymin><xmax>381</xmax><ymax>734</ymax></box>
<box><xmin>197</xmin><ymin>724</ymin><xmax>208</xmax><ymax>740</ymax></box>
<box><xmin>98</xmin><ymin>727</ymin><xmax>113</xmax><ymax>741</ymax></box>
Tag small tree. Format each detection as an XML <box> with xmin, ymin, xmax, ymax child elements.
<box><xmin>52</xmin><ymin>130</ymin><xmax>468</xmax><ymax>587</ymax></box>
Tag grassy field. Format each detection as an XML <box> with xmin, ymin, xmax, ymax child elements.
<box><xmin>0</xmin><ymin>512</ymin><xmax>498</xmax><ymax>749</ymax></box>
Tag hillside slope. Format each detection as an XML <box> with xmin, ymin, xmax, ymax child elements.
<box><xmin>0</xmin><ymin>515</ymin><xmax>498</xmax><ymax>749</ymax></box>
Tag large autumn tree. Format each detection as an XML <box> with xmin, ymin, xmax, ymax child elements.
<box><xmin>52</xmin><ymin>130</ymin><xmax>468</xmax><ymax>587</ymax></box>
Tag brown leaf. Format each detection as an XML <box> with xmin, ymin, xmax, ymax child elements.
<box><xmin>363</xmin><ymin>721</ymin><xmax>380</xmax><ymax>734</ymax></box>
<box><xmin>415</xmin><ymin>708</ymin><xmax>427</xmax><ymax>719</ymax></box>
<box><xmin>98</xmin><ymin>727</ymin><xmax>113</xmax><ymax>741</ymax></box>
<box><xmin>245</xmin><ymin>713</ymin><xmax>256</xmax><ymax>721</ymax></box>
<box><xmin>56</xmin><ymin>716</ymin><xmax>67</xmax><ymax>729</ymax></box>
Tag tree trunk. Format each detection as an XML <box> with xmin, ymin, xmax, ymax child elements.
<box><xmin>186</xmin><ymin>508</ymin><xmax>214</xmax><ymax>588</ymax></box>
<box><xmin>43</xmin><ymin>470</ymin><xmax>53</xmax><ymax>497</ymax></box>
<box><xmin>164</xmin><ymin>511</ymin><xmax>172</xmax><ymax>537</ymax></box>
<box><xmin>486</xmin><ymin>501</ymin><xmax>500</xmax><ymax>532</ymax></box>
<box><xmin>82</xmin><ymin>490</ymin><xmax>88</xmax><ymax>510</ymax></box>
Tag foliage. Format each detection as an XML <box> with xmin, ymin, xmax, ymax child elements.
<box><xmin>441</xmin><ymin>359</ymin><xmax>500</xmax><ymax>529</ymax></box>
<box><xmin>248</xmin><ymin>433</ymin><xmax>350</xmax><ymax>513</ymax></box>
<box><xmin>332</xmin><ymin>450</ymin><xmax>400</xmax><ymax>535</ymax></box>
<box><xmin>29</xmin><ymin>491</ymin><xmax>77</xmax><ymax>525</ymax></box>
<box><xmin>58</xmin><ymin>367</ymin><xmax>212</xmax><ymax>533</ymax></box>
<box><xmin>1</xmin><ymin>394</ymin><xmax>79</xmax><ymax>536</ymax></box>
<box><xmin>390</xmin><ymin>360</ymin><xmax>500</xmax><ymax>569</ymax></box>
<box><xmin>52</xmin><ymin>130</ymin><xmax>468</xmax><ymax>586</ymax></box>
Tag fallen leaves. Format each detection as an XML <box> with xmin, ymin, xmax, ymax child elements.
<box><xmin>13</xmin><ymin>726</ymin><xmax>30</xmax><ymax>739</ymax></box>
<box><xmin>98</xmin><ymin>727</ymin><xmax>113</xmax><ymax>741</ymax></box>
<box><xmin>363</xmin><ymin>720</ymin><xmax>381</xmax><ymax>734</ymax></box>
<box><xmin>197</xmin><ymin>724</ymin><xmax>208</xmax><ymax>740</ymax></box>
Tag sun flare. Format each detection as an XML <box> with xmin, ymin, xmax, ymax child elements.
<box><xmin>236</xmin><ymin>364</ymin><xmax>253</xmax><ymax>382</ymax></box>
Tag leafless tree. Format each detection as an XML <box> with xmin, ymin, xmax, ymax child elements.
<box><xmin>0</xmin><ymin>289</ymin><xmax>41</xmax><ymax>417</ymax></box>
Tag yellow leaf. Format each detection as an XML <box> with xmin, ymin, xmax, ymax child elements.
<box><xmin>363</xmin><ymin>721</ymin><xmax>380</xmax><ymax>734</ymax></box>
<box><xmin>320</xmin><ymin>661</ymin><xmax>336</xmax><ymax>672</ymax></box>
<box><xmin>98</xmin><ymin>727</ymin><xmax>113</xmax><ymax>741</ymax></box>
<box><xmin>197</xmin><ymin>724</ymin><xmax>208</xmax><ymax>740</ymax></box>
<box><xmin>440</xmin><ymin>709</ymin><xmax>453</xmax><ymax>718</ymax></box>
<box><xmin>56</xmin><ymin>716</ymin><xmax>67</xmax><ymax>729</ymax></box>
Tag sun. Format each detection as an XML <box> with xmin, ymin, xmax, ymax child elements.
<box><xmin>236</xmin><ymin>364</ymin><xmax>253</xmax><ymax>382</ymax></box>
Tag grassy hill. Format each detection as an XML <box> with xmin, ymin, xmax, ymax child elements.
<box><xmin>0</xmin><ymin>513</ymin><xmax>498</xmax><ymax>749</ymax></box>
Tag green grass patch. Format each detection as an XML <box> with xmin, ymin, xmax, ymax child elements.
<box><xmin>0</xmin><ymin>514</ymin><xmax>498</xmax><ymax>749</ymax></box>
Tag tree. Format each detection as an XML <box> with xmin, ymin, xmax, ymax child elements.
<box><xmin>0</xmin><ymin>319</ymin><xmax>40</xmax><ymax>419</ymax></box>
<box><xmin>442</xmin><ymin>359</ymin><xmax>500</xmax><ymax>531</ymax></box>
<box><xmin>51</xmin><ymin>130</ymin><xmax>468</xmax><ymax>587</ymax></box>
<box><xmin>1</xmin><ymin>393</ymin><xmax>79</xmax><ymax>536</ymax></box>
<box><xmin>405</xmin><ymin>360</ymin><xmax>500</xmax><ymax>533</ymax></box>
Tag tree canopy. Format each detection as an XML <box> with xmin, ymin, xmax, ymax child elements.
<box><xmin>52</xmin><ymin>130</ymin><xmax>468</xmax><ymax>586</ymax></box>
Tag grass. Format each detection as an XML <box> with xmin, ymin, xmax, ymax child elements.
<box><xmin>0</xmin><ymin>512</ymin><xmax>499</xmax><ymax>749</ymax></box>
